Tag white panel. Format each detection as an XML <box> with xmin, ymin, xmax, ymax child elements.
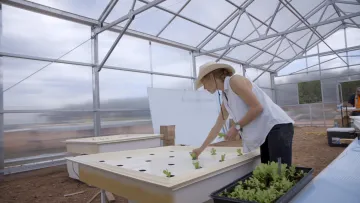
<box><xmin>152</xmin><ymin>42</ymin><xmax>192</xmax><ymax>76</ymax></box>
<box><xmin>227</xmin><ymin>44</ymin><xmax>260</xmax><ymax>61</ymax></box>
<box><xmin>278</xmin><ymin>58</ymin><xmax>307</xmax><ymax>76</ymax></box>
<box><xmin>321</xmin><ymin>67</ymin><xmax>349</xmax><ymax>79</ymax></box>
<box><xmin>203</xmin><ymin>34</ymin><xmax>230</xmax><ymax>51</ymax></box>
<box><xmin>148</xmin><ymin>88</ymin><xmax>220</xmax><ymax>146</ymax></box>
<box><xmin>320</xmin><ymin>55</ymin><xmax>347</xmax><ymax>70</ymax></box>
<box><xmin>160</xmin><ymin>17</ymin><xmax>212</xmax><ymax>46</ymax></box>
<box><xmin>275</xmin><ymin>84</ymin><xmax>299</xmax><ymax>105</ymax></box>
<box><xmin>346</xmin><ymin>28</ymin><xmax>360</xmax><ymax>48</ymax></box>
<box><xmin>251</xmin><ymin>52</ymin><xmax>273</xmax><ymax>65</ymax></box>
<box><xmin>289</xmin><ymin>0</ymin><xmax>324</xmax><ymax>17</ymax></box>
<box><xmin>318</xmin><ymin>29</ymin><xmax>345</xmax><ymax>53</ymax></box>
<box><xmin>336</xmin><ymin>2</ymin><xmax>360</xmax><ymax>13</ymax></box>
<box><xmin>272</xmin><ymin>6</ymin><xmax>306</xmax><ymax>32</ymax></box>
<box><xmin>180</xmin><ymin>0</ymin><xmax>237</xmax><ymax>29</ymax></box>
<box><xmin>159</xmin><ymin>0</ymin><xmax>192</xmax><ymax>13</ymax></box>
<box><xmin>246</xmin><ymin>0</ymin><xmax>279</xmax><ymax>22</ymax></box>
<box><xmin>224</xmin><ymin>14</ymin><xmax>256</xmax><ymax>40</ymax></box>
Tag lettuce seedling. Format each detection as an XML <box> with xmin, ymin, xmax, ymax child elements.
<box><xmin>237</xmin><ymin>148</ymin><xmax>243</xmax><ymax>156</ymax></box>
<box><xmin>220</xmin><ymin>154</ymin><xmax>226</xmax><ymax>162</ymax></box>
<box><xmin>190</xmin><ymin>152</ymin><xmax>197</xmax><ymax>160</ymax></box>
<box><xmin>218</xmin><ymin>133</ymin><xmax>226</xmax><ymax>138</ymax></box>
<box><xmin>163</xmin><ymin>169</ymin><xmax>172</xmax><ymax>177</ymax></box>
<box><xmin>211</xmin><ymin>148</ymin><xmax>216</xmax><ymax>155</ymax></box>
<box><xmin>193</xmin><ymin>161</ymin><xmax>201</xmax><ymax>169</ymax></box>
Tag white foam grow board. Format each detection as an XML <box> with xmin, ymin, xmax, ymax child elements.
<box><xmin>65</xmin><ymin>134</ymin><xmax>162</xmax><ymax>180</ymax></box>
<box><xmin>65</xmin><ymin>134</ymin><xmax>162</xmax><ymax>154</ymax></box>
<box><xmin>67</xmin><ymin>146</ymin><xmax>260</xmax><ymax>203</ymax></box>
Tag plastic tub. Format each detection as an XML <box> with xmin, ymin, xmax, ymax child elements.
<box><xmin>210</xmin><ymin>167</ymin><xmax>314</xmax><ymax>203</ymax></box>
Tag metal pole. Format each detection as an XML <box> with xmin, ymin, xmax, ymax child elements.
<box><xmin>149</xmin><ymin>41</ymin><xmax>153</xmax><ymax>87</ymax></box>
<box><xmin>309</xmin><ymin>105</ymin><xmax>313</xmax><ymax>126</ymax></box>
<box><xmin>100</xmin><ymin>190</ymin><xmax>106</xmax><ymax>203</ymax></box>
<box><xmin>98</xmin><ymin>0</ymin><xmax>118</xmax><ymax>26</ymax></box>
<box><xmin>91</xmin><ymin>27</ymin><xmax>101</xmax><ymax>137</ymax></box>
<box><xmin>317</xmin><ymin>44</ymin><xmax>326</xmax><ymax>126</ymax></box>
<box><xmin>98</xmin><ymin>1</ymin><xmax>136</xmax><ymax>72</ymax></box>
<box><xmin>271</xmin><ymin>73</ymin><xmax>277</xmax><ymax>103</ymax></box>
<box><xmin>0</xmin><ymin>3</ymin><xmax>4</xmax><ymax>179</ymax></box>
<box><xmin>95</xmin><ymin>0</ymin><xmax>166</xmax><ymax>35</ymax></box>
<box><xmin>195</xmin><ymin>11</ymin><xmax>360</xmax><ymax>56</ymax></box>
<box><xmin>191</xmin><ymin>52</ymin><xmax>197</xmax><ymax>90</ymax></box>
<box><xmin>344</xmin><ymin>26</ymin><xmax>350</xmax><ymax>76</ymax></box>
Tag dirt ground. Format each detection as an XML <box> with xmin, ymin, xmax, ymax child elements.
<box><xmin>0</xmin><ymin>126</ymin><xmax>347</xmax><ymax>203</ymax></box>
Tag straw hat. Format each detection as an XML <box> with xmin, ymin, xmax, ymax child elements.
<box><xmin>195</xmin><ymin>62</ymin><xmax>235</xmax><ymax>90</ymax></box>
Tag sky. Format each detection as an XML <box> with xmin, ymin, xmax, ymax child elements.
<box><xmin>1</xmin><ymin>0</ymin><xmax>360</xmax><ymax>125</ymax></box>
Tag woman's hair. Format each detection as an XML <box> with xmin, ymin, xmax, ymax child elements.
<box><xmin>206</xmin><ymin>68</ymin><xmax>233</xmax><ymax>82</ymax></box>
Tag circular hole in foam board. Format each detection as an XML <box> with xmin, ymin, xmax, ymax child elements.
<box><xmin>169</xmin><ymin>156</ymin><xmax>175</xmax><ymax>158</ymax></box>
<box><xmin>150</xmin><ymin>154</ymin><xmax>155</xmax><ymax>155</ymax></box>
<box><xmin>170</xmin><ymin>151</ymin><xmax>174</xmax><ymax>152</ymax></box>
<box><xmin>169</xmin><ymin>175</ymin><xmax>175</xmax><ymax>177</ymax></box>
<box><xmin>126</xmin><ymin>157</ymin><xmax>132</xmax><ymax>159</ymax></box>
<box><xmin>146</xmin><ymin>160</ymin><xmax>151</xmax><ymax>162</ymax></box>
<box><xmin>139</xmin><ymin>169</ymin><xmax>146</xmax><ymax>172</ymax></box>
<box><xmin>117</xmin><ymin>165</ymin><xmax>123</xmax><ymax>167</ymax></box>
<box><xmin>99</xmin><ymin>160</ymin><xmax>105</xmax><ymax>162</ymax></box>
<box><xmin>168</xmin><ymin>164</ymin><xmax>175</xmax><ymax>166</ymax></box>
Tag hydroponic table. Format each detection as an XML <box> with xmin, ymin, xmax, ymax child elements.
<box><xmin>65</xmin><ymin>134</ymin><xmax>162</xmax><ymax>179</ymax></box>
<box><xmin>291</xmin><ymin>138</ymin><xmax>360</xmax><ymax>203</ymax></box>
<box><xmin>67</xmin><ymin>146</ymin><xmax>260</xmax><ymax>203</ymax></box>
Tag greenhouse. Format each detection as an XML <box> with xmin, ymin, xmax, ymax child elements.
<box><xmin>0</xmin><ymin>0</ymin><xmax>360</xmax><ymax>202</ymax></box>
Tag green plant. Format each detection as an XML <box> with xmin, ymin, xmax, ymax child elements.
<box><xmin>218</xmin><ymin>133</ymin><xmax>226</xmax><ymax>138</ymax></box>
<box><xmin>218</xmin><ymin>162</ymin><xmax>307</xmax><ymax>203</ymax></box>
<box><xmin>193</xmin><ymin>161</ymin><xmax>201</xmax><ymax>169</ymax></box>
<box><xmin>163</xmin><ymin>169</ymin><xmax>172</xmax><ymax>177</ymax></box>
<box><xmin>237</xmin><ymin>148</ymin><xmax>242</xmax><ymax>156</ymax></box>
<box><xmin>211</xmin><ymin>148</ymin><xmax>216</xmax><ymax>155</ymax></box>
<box><xmin>220</xmin><ymin>154</ymin><xmax>226</xmax><ymax>162</ymax></box>
<box><xmin>190</xmin><ymin>152</ymin><xmax>197</xmax><ymax>160</ymax></box>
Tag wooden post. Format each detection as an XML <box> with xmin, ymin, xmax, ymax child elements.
<box><xmin>160</xmin><ymin>125</ymin><xmax>175</xmax><ymax>146</ymax></box>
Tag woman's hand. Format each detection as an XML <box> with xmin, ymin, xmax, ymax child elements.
<box><xmin>192</xmin><ymin>147</ymin><xmax>205</xmax><ymax>159</ymax></box>
<box><xmin>226</xmin><ymin>126</ymin><xmax>238</xmax><ymax>140</ymax></box>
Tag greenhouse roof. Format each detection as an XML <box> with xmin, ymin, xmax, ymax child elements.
<box><xmin>2</xmin><ymin>0</ymin><xmax>360</xmax><ymax>74</ymax></box>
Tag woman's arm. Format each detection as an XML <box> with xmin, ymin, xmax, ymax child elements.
<box><xmin>230</xmin><ymin>75</ymin><xmax>263</xmax><ymax>128</ymax></box>
<box><xmin>199</xmin><ymin>102</ymin><xmax>229</xmax><ymax>150</ymax></box>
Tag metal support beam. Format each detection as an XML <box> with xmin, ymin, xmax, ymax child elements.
<box><xmin>98</xmin><ymin>0</ymin><xmax>118</xmax><ymax>25</ymax></box>
<box><xmin>334</xmin><ymin>4</ymin><xmax>360</xmax><ymax>28</ymax></box>
<box><xmin>91</xmin><ymin>27</ymin><xmax>101</xmax><ymax>137</ymax></box>
<box><xmin>195</xmin><ymin>11</ymin><xmax>360</xmax><ymax>56</ymax></box>
<box><xmin>191</xmin><ymin>52</ymin><xmax>197</xmax><ymax>90</ymax></box>
<box><xmin>266</xmin><ymin>2</ymin><xmax>281</xmax><ymax>35</ymax></box>
<box><xmin>197</xmin><ymin>0</ymin><xmax>254</xmax><ymax>50</ymax></box>
<box><xmin>246</xmin><ymin>0</ymin><xmax>328</xmax><ymax>63</ymax></box>
<box><xmin>274</xmin><ymin>24</ymin><xmax>343</xmax><ymax>72</ymax></box>
<box><xmin>97</xmin><ymin>1</ymin><xmax>136</xmax><ymax>72</ymax></box>
<box><xmin>335</xmin><ymin>0</ymin><xmax>360</xmax><ymax>5</ymax></box>
<box><xmin>0</xmin><ymin>51</ymin><xmax>196</xmax><ymax>79</ymax></box>
<box><xmin>245</xmin><ymin>11</ymin><xmax>261</xmax><ymax>37</ymax></box>
<box><xmin>279</xmin><ymin>0</ymin><xmax>348</xmax><ymax>66</ymax></box>
<box><xmin>95</xmin><ymin>0</ymin><xmax>166</xmax><ymax>35</ymax></box>
<box><xmin>0</xmin><ymin>3</ymin><xmax>4</xmax><ymax>179</ymax></box>
<box><xmin>0</xmin><ymin>0</ymin><xmax>273</xmax><ymax>72</ymax></box>
<box><xmin>156</xmin><ymin>0</ymin><xmax>191</xmax><ymax>37</ymax></box>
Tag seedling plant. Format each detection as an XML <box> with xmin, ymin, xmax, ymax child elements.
<box><xmin>237</xmin><ymin>148</ymin><xmax>242</xmax><ymax>156</ymax></box>
<box><xmin>219</xmin><ymin>154</ymin><xmax>226</xmax><ymax>162</ymax></box>
<box><xmin>211</xmin><ymin>148</ymin><xmax>217</xmax><ymax>155</ymax></box>
<box><xmin>163</xmin><ymin>169</ymin><xmax>172</xmax><ymax>177</ymax></box>
<box><xmin>190</xmin><ymin>152</ymin><xmax>197</xmax><ymax>160</ymax></box>
<box><xmin>193</xmin><ymin>161</ymin><xmax>201</xmax><ymax>169</ymax></box>
<box><xmin>218</xmin><ymin>161</ymin><xmax>308</xmax><ymax>203</ymax></box>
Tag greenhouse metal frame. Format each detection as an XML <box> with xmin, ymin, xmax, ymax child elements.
<box><xmin>0</xmin><ymin>0</ymin><xmax>360</xmax><ymax>174</ymax></box>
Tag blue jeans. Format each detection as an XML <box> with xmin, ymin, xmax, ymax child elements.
<box><xmin>260</xmin><ymin>123</ymin><xmax>294</xmax><ymax>166</ymax></box>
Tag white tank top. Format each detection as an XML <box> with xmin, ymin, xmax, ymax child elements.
<box><xmin>222</xmin><ymin>75</ymin><xmax>294</xmax><ymax>153</ymax></box>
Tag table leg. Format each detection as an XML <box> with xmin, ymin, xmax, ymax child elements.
<box><xmin>100</xmin><ymin>189</ymin><xmax>106</xmax><ymax>203</ymax></box>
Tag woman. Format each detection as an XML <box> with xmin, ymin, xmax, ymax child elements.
<box><xmin>192</xmin><ymin>62</ymin><xmax>295</xmax><ymax>166</ymax></box>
